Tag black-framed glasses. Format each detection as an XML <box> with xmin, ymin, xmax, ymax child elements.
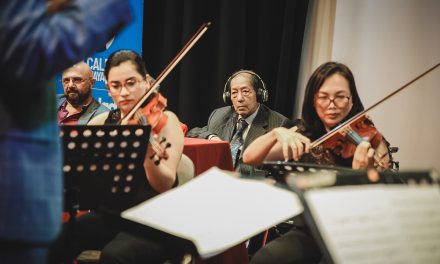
<box><xmin>315</xmin><ymin>95</ymin><xmax>351</xmax><ymax>107</ymax></box>
<box><xmin>61</xmin><ymin>77</ymin><xmax>90</xmax><ymax>86</ymax></box>
<box><xmin>108</xmin><ymin>78</ymin><xmax>143</xmax><ymax>94</ymax></box>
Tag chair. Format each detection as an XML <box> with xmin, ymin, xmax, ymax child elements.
<box><xmin>177</xmin><ymin>154</ymin><xmax>195</xmax><ymax>186</ymax></box>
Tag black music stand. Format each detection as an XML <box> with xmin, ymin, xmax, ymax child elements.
<box><xmin>262</xmin><ymin>162</ymin><xmax>439</xmax><ymax>264</ymax></box>
<box><xmin>61</xmin><ymin>125</ymin><xmax>200</xmax><ymax>261</ymax></box>
<box><xmin>61</xmin><ymin>125</ymin><xmax>151</xmax><ymax>216</ymax></box>
<box><xmin>261</xmin><ymin>160</ymin><xmax>356</xmax><ymax>184</ymax></box>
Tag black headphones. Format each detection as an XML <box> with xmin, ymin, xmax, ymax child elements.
<box><xmin>222</xmin><ymin>70</ymin><xmax>268</xmax><ymax>104</ymax></box>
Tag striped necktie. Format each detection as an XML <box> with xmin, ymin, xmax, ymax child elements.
<box><xmin>230</xmin><ymin>118</ymin><xmax>248</xmax><ymax>168</ymax></box>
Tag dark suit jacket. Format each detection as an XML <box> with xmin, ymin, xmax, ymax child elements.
<box><xmin>187</xmin><ymin>105</ymin><xmax>292</xmax><ymax>175</ymax></box>
<box><xmin>0</xmin><ymin>0</ymin><xmax>131</xmax><ymax>244</ymax></box>
<box><xmin>57</xmin><ymin>95</ymin><xmax>110</xmax><ymax>125</ymax></box>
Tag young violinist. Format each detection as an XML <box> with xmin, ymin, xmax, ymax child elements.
<box><xmin>243</xmin><ymin>61</ymin><xmax>396</xmax><ymax>264</ymax></box>
<box><xmin>89</xmin><ymin>49</ymin><xmax>184</xmax><ymax>193</ymax></box>
<box><xmin>50</xmin><ymin>50</ymin><xmax>186</xmax><ymax>264</ymax></box>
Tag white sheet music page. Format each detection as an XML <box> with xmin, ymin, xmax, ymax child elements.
<box><xmin>121</xmin><ymin>167</ymin><xmax>303</xmax><ymax>258</ymax></box>
<box><xmin>305</xmin><ymin>184</ymin><xmax>440</xmax><ymax>264</ymax></box>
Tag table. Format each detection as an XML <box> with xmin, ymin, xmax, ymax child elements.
<box><xmin>183</xmin><ymin>137</ymin><xmax>248</xmax><ymax>264</ymax></box>
<box><xmin>183</xmin><ymin>137</ymin><xmax>234</xmax><ymax>175</ymax></box>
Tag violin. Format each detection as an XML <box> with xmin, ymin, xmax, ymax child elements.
<box><xmin>120</xmin><ymin>22</ymin><xmax>211</xmax><ymax>165</ymax></box>
<box><xmin>321</xmin><ymin>115</ymin><xmax>382</xmax><ymax>159</ymax></box>
<box><xmin>129</xmin><ymin>92</ymin><xmax>168</xmax><ymax>134</ymax></box>
<box><xmin>311</xmin><ymin>62</ymin><xmax>440</xmax><ymax>165</ymax></box>
<box><xmin>130</xmin><ymin>92</ymin><xmax>170</xmax><ymax>165</ymax></box>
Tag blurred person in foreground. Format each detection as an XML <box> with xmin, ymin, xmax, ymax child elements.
<box><xmin>0</xmin><ymin>1</ymin><xmax>132</xmax><ymax>263</ymax></box>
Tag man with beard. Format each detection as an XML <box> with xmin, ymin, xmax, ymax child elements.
<box><xmin>57</xmin><ymin>61</ymin><xmax>109</xmax><ymax>125</ymax></box>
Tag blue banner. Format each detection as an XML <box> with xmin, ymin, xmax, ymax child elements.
<box><xmin>56</xmin><ymin>0</ymin><xmax>143</xmax><ymax>110</ymax></box>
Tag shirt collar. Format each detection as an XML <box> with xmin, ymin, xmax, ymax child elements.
<box><xmin>238</xmin><ymin>103</ymin><xmax>260</xmax><ymax>126</ymax></box>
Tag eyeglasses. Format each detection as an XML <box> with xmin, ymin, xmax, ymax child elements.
<box><xmin>61</xmin><ymin>77</ymin><xmax>90</xmax><ymax>85</ymax></box>
<box><xmin>315</xmin><ymin>95</ymin><xmax>351</xmax><ymax>107</ymax></box>
<box><xmin>108</xmin><ymin>78</ymin><xmax>143</xmax><ymax>94</ymax></box>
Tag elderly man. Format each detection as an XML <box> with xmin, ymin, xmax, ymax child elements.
<box><xmin>187</xmin><ymin>70</ymin><xmax>292</xmax><ymax>175</ymax></box>
<box><xmin>57</xmin><ymin>62</ymin><xmax>109</xmax><ymax>125</ymax></box>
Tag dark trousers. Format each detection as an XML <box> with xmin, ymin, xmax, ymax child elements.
<box><xmin>49</xmin><ymin>212</ymin><xmax>188</xmax><ymax>264</ymax></box>
<box><xmin>250</xmin><ymin>227</ymin><xmax>322</xmax><ymax>264</ymax></box>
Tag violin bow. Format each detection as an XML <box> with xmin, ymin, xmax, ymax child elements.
<box><xmin>311</xmin><ymin>62</ymin><xmax>440</xmax><ymax>148</ymax></box>
<box><xmin>120</xmin><ymin>22</ymin><xmax>211</xmax><ymax>125</ymax></box>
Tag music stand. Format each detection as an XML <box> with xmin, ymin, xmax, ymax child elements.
<box><xmin>60</xmin><ymin>125</ymin><xmax>197</xmax><ymax>264</ymax></box>
<box><xmin>61</xmin><ymin>125</ymin><xmax>151</xmax><ymax>215</ymax></box>
<box><xmin>261</xmin><ymin>160</ymin><xmax>355</xmax><ymax>185</ymax></box>
<box><xmin>262</xmin><ymin>162</ymin><xmax>440</xmax><ymax>264</ymax></box>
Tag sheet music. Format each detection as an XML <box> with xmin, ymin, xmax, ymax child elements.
<box><xmin>122</xmin><ymin>167</ymin><xmax>303</xmax><ymax>258</ymax></box>
<box><xmin>305</xmin><ymin>185</ymin><xmax>440</xmax><ymax>264</ymax></box>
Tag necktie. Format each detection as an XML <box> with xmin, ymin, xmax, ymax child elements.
<box><xmin>230</xmin><ymin>118</ymin><xmax>248</xmax><ymax>168</ymax></box>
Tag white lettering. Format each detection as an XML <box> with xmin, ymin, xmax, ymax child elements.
<box><xmin>92</xmin><ymin>71</ymin><xmax>106</xmax><ymax>82</ymax></box>
<box><xmin>88</xmin><ymin>57</ymin><xmax>107</xmax><ymax>71</ymax></box>
<box><xmin>86</xmin><ymin>57</ymin><xmax>94</xmax><ymax>67</ymax></box>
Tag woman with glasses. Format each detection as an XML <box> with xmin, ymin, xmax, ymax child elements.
<box><xmin>91</xmin><ymin>49</ymin><xmax>184</xmax><ymax>193</ymax></box>
<box><xmin>51</xmin><ymin>50</ymin><xmax>187</xmax><ymax>264</ymax></box>
<box><xmin>242</xmin><ymin>62</ymin><xmax>395</xmax><ymax>264</ymax></box>
<box><xmin>244</xmin><ymin>61</ymin><xmax>394</xmax><ymax>170</ymax></box>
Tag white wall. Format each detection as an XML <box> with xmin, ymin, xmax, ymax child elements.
<box><xmin>331</xmin><ymin>0</ymin><xmax>440</xmax><ymax>171</ymax></box>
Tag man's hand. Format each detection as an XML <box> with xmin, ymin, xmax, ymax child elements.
<box><xmin>208</xmin><ymin>135</ymin><xmax>222</xmax><ymax>141</ymax></box>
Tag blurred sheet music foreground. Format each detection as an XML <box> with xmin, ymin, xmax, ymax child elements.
<box><xmin>287</xmin><ymin>170</ymin><xmax>440</xmax><ymax>264</ymax></box>
<box><xmin>122</xmin><ymin>167</ymin><xmax>303</xmax><ymax>258</ymax></box>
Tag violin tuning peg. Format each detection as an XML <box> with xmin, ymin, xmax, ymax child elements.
<box><xmin>150</xmin><ymin>153</ymin><xmax>161</xmax><ymax>166</ymax></box>
<box><xmin>389</xmin><ymin>147</ymin><xmax>399</xmax><ymax>153</ymax></box>
<box><xmin>165</xmin><ymin>142</ymin><xmax>171</xmax><ymax>148</ymax></box>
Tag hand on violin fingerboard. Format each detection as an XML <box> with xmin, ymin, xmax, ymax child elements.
<box><xmin>352</xmin><ymin>141</ymin><xmax>391</xmax><ymax>170</ymax></box>
<box><xmin>149</xmin><ymin>134</ymin><xmax>171</xmax><ymax>165</ymax></box>
<box><xmin>352</xmin><ymin>141</ymin><xmax>375</xmax><ymax>169</ymax></box>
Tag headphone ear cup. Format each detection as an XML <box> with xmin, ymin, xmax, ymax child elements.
<box><xmin>223</xmin><ymin>90</ymin><xmax>231</xmax><ymax>104</ymax></box>
<box><xmin>256</xmin><ymin>87</ymin><xmax>268</xmax><ymax>103</ymax></box>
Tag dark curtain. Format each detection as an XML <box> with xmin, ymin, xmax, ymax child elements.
<box><xmin>142</xmin><ymin>0</ymin><xmax>308</xmax><ymax>128</ymax></box>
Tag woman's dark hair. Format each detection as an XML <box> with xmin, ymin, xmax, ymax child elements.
<box><xmin>301</xmin><ymin>62</ymin><xmax>364</xmax><ymax>140</ymax></box>
<box><xmin>104</xmin><ymin>49</ymin><xmax>148</xmax><ymax>80</ymax></box>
